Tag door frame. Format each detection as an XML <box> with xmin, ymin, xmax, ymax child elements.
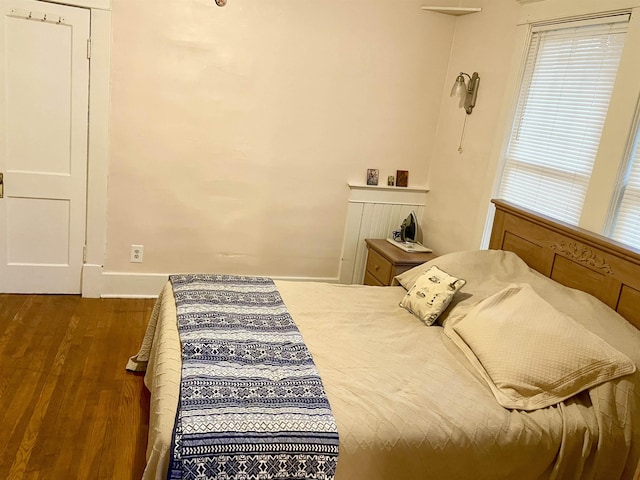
<box><xmin>39</xmin><ymin>0</ymin><xmax>111</xmax><ymax>297</ymax></box>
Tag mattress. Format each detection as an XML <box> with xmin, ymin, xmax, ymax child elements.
<box><xmin>128</xmin><ymin>250</ymin><xmax>640</xmax><ymax>480</ymax></box>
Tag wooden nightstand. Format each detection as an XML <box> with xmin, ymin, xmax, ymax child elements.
<box><xmin>364</xmin><ymin>239</ymin><xmax>437</xmax><ymax>286</ymax></box>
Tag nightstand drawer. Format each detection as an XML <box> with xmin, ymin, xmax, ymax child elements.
<box><xmin>363</xmin><ymin>270</ymin><xmax>385</xmax><ymax>286</ymax></box>
<box><xmin>366</xmin><ymin>248</ymin><xmax>392</xmax><ymax>285</ymax></box>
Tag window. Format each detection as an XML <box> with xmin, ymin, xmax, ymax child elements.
<box><xmin>609</xmin><ymin>117</ymin><xmax>640</xmax><ymax>249</ymax></box>
<box><xmin>497</xmin><ymin>16</ymin><xmax>629</xmax><ymax>225</ymax></box>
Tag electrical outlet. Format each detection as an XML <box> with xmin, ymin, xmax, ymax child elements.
<box><xmin>130</xmin><ymin>244</ymin><xmax>144</xmax><ymax>263</ymax></box>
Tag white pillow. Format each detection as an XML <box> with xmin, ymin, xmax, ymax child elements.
<box><xmin>444</xmin><ymin>284</ymin><xmax>636</xmax><ymax>411</ymax></box>
<box><xmin>399</xmin><ymin>266</ymin><xmax>466</xmax><ymax>326</ymax></box>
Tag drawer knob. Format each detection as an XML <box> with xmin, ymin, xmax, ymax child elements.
<box><xmin>374</xmin><ymin>264</ymin><xmax>379</xmax><ymax>270</ymax></box>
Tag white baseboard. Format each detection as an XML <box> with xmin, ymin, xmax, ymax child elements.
<box><xmin>81</xmin><ymin>264</ymin><xmax>103</xmax><ymax>298</ymax></box>
<box><xmin>97</xmin><ymin>271</ymin><xmax>339</xmax><ymax>298</ymax></box>
<box><xmin>100</xmin><ymin>272</ymin><xmax>169</xmax><ymax>298</ymax></box>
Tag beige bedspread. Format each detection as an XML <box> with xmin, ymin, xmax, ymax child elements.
<box><xmin>127</xmin><ymin>250</ymin><xmax>640</xmax><ymax>480</ymax></box>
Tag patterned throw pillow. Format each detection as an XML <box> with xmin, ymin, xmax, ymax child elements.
<box><xmin>399</xmin><ymin>266</ymin><xmax>466</xmax><ymax>325</ymax></box>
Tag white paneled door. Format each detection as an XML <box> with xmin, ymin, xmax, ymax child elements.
<box><xmin>0</xmin><ymin>0</ymin><xmax>89</xmax><ymax>293</ymax></box>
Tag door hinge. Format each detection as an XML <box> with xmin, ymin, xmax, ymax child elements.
<box><xmin>86</xmin><ymin>38</ymin><xmax>91</xmax><ymax>59</ymax></box>
<box><xmin>83</xmin><ymin>245</ymin><xmax>87</xmax><ymax>263</ymax></box>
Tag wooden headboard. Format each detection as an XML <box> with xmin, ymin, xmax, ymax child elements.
<box><xmin>489</xmin><ymin>199</ymin><xmax>640</xmax><ymax>330</ymax></box>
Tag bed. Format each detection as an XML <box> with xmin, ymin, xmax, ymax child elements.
<box><xmin>128</xmin><ymin>199</ymin><xmax>640</xmax><ymax>480</ymax></box>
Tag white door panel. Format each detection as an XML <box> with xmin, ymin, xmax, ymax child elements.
<box><xmin>6</xmin><ymin>18</ymin><xmax>72</xmax><ymax>175</ymax></box>
<box><xmin>0</xmin><ymin>0</ymin><xmax>89</xmax><ymax>293</ymax></box>
<box><xmin>7</xmin><ymin>172</ymin><xmax>74</xmax><ymax>197</ymax></box>
<box><xmin>7</xmin><ymin>198</ymin><xmax>70</xmax><ymax>264</ymax></box>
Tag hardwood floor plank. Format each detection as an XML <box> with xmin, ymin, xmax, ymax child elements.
<box><xmin>0</xmin><ymin>294</ymin><xmax>154</xmax><ymax>480</ymax></box>
<box><xmin>6</xmin><ymin>372</ymin><xmax>63</xmax><ymax>480</ymax></box>
<box><xmin>0</xmin><ymin>295</ymin><xmax>29</xmax><ymax>338</ymax></box>
<box><xmin>100</xmin><ymin>298</ymin><xmax>154</xmax><ymax>480</ymax></box>
<box><xmin>8</xmin><ymin>297</ymin><xmax>85</xmax><ymax>478</ymax></box>
<box><xmin>38</xmin><ymin>300</ymin><xmax>95</xmax><ymax>465</ymax></box>
<box><xmin>77</xmin><ymin>389</ymin><xmax>112</xmax><ymax>480</ymax></box>
<box><xmin>48</xmin><ymin>374</ymin><xmax>97</xmax><ymax>479</ymax></box>
<box><xmin>0</xmin><ymin>368</ymin><xmax>47</xmax><ymax>479</ymax></box>
<box><xmin>0</xmin><ymin>296</ymin><xmax>35</xmax><ymax>370</ymax></box>
<box><xmin>111</xmin><ymin>365</ymin><xmax>148</xmax><ymax>479</ymax></box>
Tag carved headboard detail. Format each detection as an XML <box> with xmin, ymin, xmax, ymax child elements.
<box><xmin>549</xmin><ymin>241</ymin><xmax>613</xmax><ymax>274</ymax></box>
<box><xmin>489</xmin><ymin>199</ymin><xmax>640</xmax><ymax>330</ymax></box>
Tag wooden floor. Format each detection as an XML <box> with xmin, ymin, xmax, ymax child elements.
<box><xmin>0</xmin><ymin>294</ymin><xmax>156</xmax><ymax>480</ymax></box>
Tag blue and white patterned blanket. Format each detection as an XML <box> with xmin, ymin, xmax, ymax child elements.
<box><xmin>168</xmin><ymin>274</ymin><xmax>339</xmax><ymax>480</ymax></box>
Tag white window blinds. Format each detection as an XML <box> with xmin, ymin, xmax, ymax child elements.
<box><xmin>610</xmin><ymin>123</ymin><xmax>640</xmax><ymax>249</ymax></box>
<box><xmin>498</xmin><ymin>16</ymin><xmax>629</xmax><ymax>224</ymax></box>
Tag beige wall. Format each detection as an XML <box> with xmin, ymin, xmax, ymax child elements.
<box><xmin>422</xmin><ymin>0</ymin><xmax>522</xmax><ymax>254</ymax></box>
<box><xmin>106</xmin><ymin>0</ymin><xmax>456</xmax><ymax>277</ymax></box>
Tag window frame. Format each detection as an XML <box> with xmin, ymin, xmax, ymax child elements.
<box><xmin>484</xmin><ymin>7</ymin><xmax>640</xmax><ymax>249</ymax></box>
<box><xmin>606</xmin><ymin>96</ymin><xmax>640</xmax><ymax>248</ymax></box>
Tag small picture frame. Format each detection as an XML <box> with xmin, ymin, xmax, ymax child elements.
<box><xmin>387</xmin><ymin>175</ymin><xmax>395</xmax><ymax>186</ymax></box>
<box><xmin>367</xmin><ymin>169</ymin><xmax>379</xmax><ymax>186</ymax></box>
<box><xmin>396</xmin><ymin>170</ymin><xmax>409</xmax><ymax>187</ymax></box>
